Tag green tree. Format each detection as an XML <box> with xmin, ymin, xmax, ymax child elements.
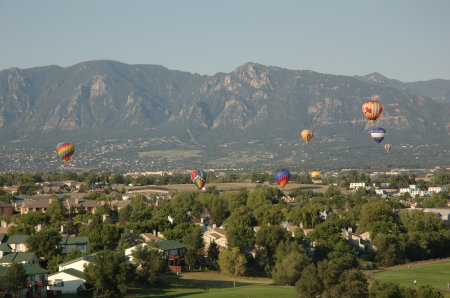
<box><xmin>373</xmin><ymin>234</ymin><xmax>405</xmax><ymax>267</ymax></box>
<box><xmin>64</xmin><ymin>247</ymin><xmax>83</xmax><ymax>262</ymax></box>
<box><xmin>47</xmin><ymin>200</ymin><xmax>65</xmax><ymax>223</ymax></box>
<box><xmin>207</xmin><ymin>241</ymin><xmax>220</xmax><ymax>263</ymax></box>
<box><xmin>253</xmin><ymin>204</ymin><xmax>284</xmax><ymax>226</ymax></box>
<box><xmin>184</xmin><ymin>249</ymin><xmax>198</xmax><ymax>270</ymax></box>
<box><xmin>218</xmin><ymin>247</ymin><xmax>246</xmax><ymax>287</ymax></box>
<box><xmin>84</xmin><ymin>249</ymin><xmax>136</xmax><ymax>297</ymax></box>
<box><xmin>272</xmin><ymin>251</ymin><xmax>311</xmax><ymax>285</ymax></box>
<box><xmin>255</xmin><ymin>225</ymin><xmax>290</xmax><ymax>256</ymax></box>
<box><xmin>226</xmin><ymin>206</ymin><xmax>255</xmax><ymax>228</ymax></box>
<box><xmin>26</xmin><ymin>228</ymin><xmax>62</xmax><ymax>261</ymax></box>
<box><xmin>209</xmin><ymin>197</ymin><xmax>228</xmax><ymax>226</ymax></box>
<box><xmin>21</xmin><ymin>211</ymin><xmax>51</xmax><ymax>227</ymax></box>
<box><xmin>247</xmin><ymin>186</ymin><xmax>279</xmax><ymax>209</ymax></box>
<box><xmin>0</xmin><ymin>263</ymin><xmax>29</xmax><ymax>296</ymax></box>
<box><xmin>325</xmin><ymin>270</ymin><xmax>368</xmax><ymax>298</ymax></box>
<box><xmin>131</xmin><ymin>244</ymin><xmax>166</xmax><ymax>284</ymax></box>
<box><xmin>183</xmin><ymin>226</ymin><xmax>203</xmax><ymax>252</ymax></box>
<box><xmin>226</xmin><ymin>226</ymin><xmax>255</xmax><ymax>250</ymax></box>
<box><xmin>295</xmin><ymin>264</ymin><xmax>323</xmax><ymax>298</ymax></box>
<box><xmin>48</xmin><ymin>255</ymin><xmax>64</xmax><ymax>273</ymax></box>
<box><xmin>358</xmin><ymin>201</ymin><xmax>396</xmax><ymax>233</ymax></box>
<box><xmin>369</xmin><ymin>281</ymin><xmax>402</xmax><ymax>298</ymax></box>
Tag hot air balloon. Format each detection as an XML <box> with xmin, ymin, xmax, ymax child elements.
<box><xmin>362</xmin><ymin>101</ymin><xmax>383</xmax><ymax>122</ymax></box>
<box><xmin>370</xmin><ymin>127</ymin><xmax>386</xmax><ymax>143</ymax></box>
<box><xmin>310</xmin><ymin>171</ymin><xmax>321</xmax><ymax>179</ymax></box>
<box><xmin>55</xmin><ymin>142</ymin><xmax>75</xmax><ymax>162</ymax></box>
<box><xmin>191</xmin><ymin>170</ymin><xmax>206</xmax><ymax>190</ymax></box>
<box><xmin>301</xmin><ymin>129</ymin><xmax>314</xmax><ymax>144</ymax></box>
<box><xmin>275</xmin><ymin>169</ymin><xmax>291</xmax><ymax>189</ymax></box>
<box><xmin>384</xmin><ymin>144</ymin><xmax>392</xmax><ymax>153</ymax></box>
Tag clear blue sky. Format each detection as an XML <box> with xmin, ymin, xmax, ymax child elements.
<box><xmin>1</xmin><ymin>0</ymin><xmax>449</xmax><ymax>82</ymax></box>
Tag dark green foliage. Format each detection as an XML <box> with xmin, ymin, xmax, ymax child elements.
<box><xmin>184</xmin><ymin>249</ymin><xmax>198</xmax><ymax>270</ymax></box>
<box><xmin>369</xmin><ymin>281</ymin><xmax>444</xmax><ymax>298</ymax></box>
<box><xmin>26</xmin><ymin>228</ymin><xmax>62</xmax><ymax>260</ymax></box>
<box><xmin>85</xmin><ymin>249</ymin><xmax>136</xmax><ymax>297</ymax></box>
<box><xmin>0</xmin><ymin>263</ymin><xmax>29</xmax><ymax>292</ymax></box>
<box><xmin>48</xmin><ymin>255</ymin><xmax>64</xmax><ymax>274</ymax></box>
<box><xmin>272</xmin><ymin>251</ymin><xmax>311</xmax><ymax>285</ymax></box>
<box><xmin>226</xmin><ymin>226</ymin><xmax>255</xmax><ymax>250</ymax></box>
<box><xmin>207</xmin><ymin>241</ymin><xmax>220</xmax><ymax>263</ymax></box>
<box><xmin>295</xmin><ymin>264</ymin><xmax>323</xmax><ymax>298</ymax></box>
<box><xmin>246</xmin><ymin>186</ymin><xmax>280</xmax><ymax>209</ymax></box>
<box><xmin>255</xmin><ymin>226</ymin><xmax>290</xmax><ymax>256</ymax></box>
<box><xmin>131</xmin><ymin>244</ymin><xmax>166</xmax><ymax>284</ymax></box>
<box><xmin>208</xmin><ymin>197</ymin><xmax>228</xmax><ymax>226</ymax></box>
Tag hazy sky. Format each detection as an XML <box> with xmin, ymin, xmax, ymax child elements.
<box><xmin>1</xmin><ymin>0</ymin><xmax>449</xmax><ymax>82</ymax></box>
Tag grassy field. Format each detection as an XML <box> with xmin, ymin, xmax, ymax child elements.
<box><xmin>373</xmin><ymin>260</ymin><xmax>450</xmax><ymax>296</ymax></box>
<box><xmin>129</xmin><ymin>182</ymin><xmax>329</xmax><ymax>194</ymax></box>
<box><xmin>126</xmin><ymin>271</ymin><xmax>296</xmax><ymax>298</ymax></box>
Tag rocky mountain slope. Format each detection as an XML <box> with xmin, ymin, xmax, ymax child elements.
<box><xmin>0</xmin><ymin>61</ymin><xmax>448</xmax><ymax>171</ymax></box>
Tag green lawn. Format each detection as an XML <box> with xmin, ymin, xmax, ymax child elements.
<box><xmin>126</xmin><ymin>271</ymin><xmax>297</xmax><ymax>298</ymax></box>
<box><xmin>373</xmin><ymin>261</ymin><xmax>450</xmax><ymax>294</ymax></box>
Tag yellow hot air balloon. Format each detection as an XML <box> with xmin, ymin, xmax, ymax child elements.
<box><xmin>301</xmin><ymin>129</ymin><xmax>314</xmax><ymax>144</ymax></box>
<box><xmin>310</xmin><ymin>171</ymin><xmax>321</xmax><ymax>179</ymax></box>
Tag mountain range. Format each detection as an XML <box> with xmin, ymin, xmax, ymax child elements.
<box><xmin>0</xmin><ymin>60</ymin><xmax>449</xmax><ymax>172</ymax></box>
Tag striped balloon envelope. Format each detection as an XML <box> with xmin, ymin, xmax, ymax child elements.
<box><xmin>370</xmin><ymin>128</ymin><xmax>386</xmax><ymax>143</ymax></box>
<box><xmin>362</xmin><ymin>101</ymin><xmax>383</xmax><ymax>122</ymax></box>
<box><xmin>274</xmin><ymin>169</ymin><xmax>291</xmax><ymax>189</ymax></box>
<box><xmin>384</xmin><ymin>144</ymin><xmax>392</xmax><ymax>153</ymax></box>
<box><xmin>55</xmin><ymin>142</ymin><xmax>75</xmax><ymax>162</ymax></box>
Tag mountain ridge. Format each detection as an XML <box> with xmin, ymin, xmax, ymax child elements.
<box><xmin>0</xmin><ymin>60</ymin><xmax>448</xmax><ymax>171</ymax></box>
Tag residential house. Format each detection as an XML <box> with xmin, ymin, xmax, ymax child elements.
<box><xmin>0</xmin><ymin>243</ymin><xmax>12</xmax><ymax>258</ymax></box>
<box><xmin>203</xmin><ymin>227</ymin><xmax>227</xmax><ymax>251</ymax></box>
<box><xmin>0</xmin><ymin>201</ymin><xmax>13</xmax><ymax>217</ymax></box>
<box><xmin>47</xmin><ymin>268</ymin><xmax>86</xmax><ymax>294</ymax></box>
<box><xmin>19</xmin><ymin>197</ymin><xmax>56</xmax><ymax>214</ymax></box>
<box><xmin>111</xmin><ymin>199</ymin><xmax>131</xmax><ymax>211</ymax></box>
<box><xmin>342</xmin><ymin>228</ymin><xmax>373</xmax><ymax>255</ymax></box>
<box><xmin>58</xmin><ymin>255</ymin><xmax>94</xmax><ymax>272</ymax></box>
<box><xmin>6</xmin><ymin>234</ymin><xmax>29</xmax><ymax>252</ymax></box>
<box><xmin>428</xmin><ymin>187</ymin><xmax>448</xmax><ymax>194</ymax></box>
<box><xmin>407</xmin><ymin>208</ymin><xmax>450</xmax><ymax>224</ymax></box>
<box><xmin>0</xmin><ymin>252</ymin><xmax>40</xmax><ymax>265</ymax></box>
<box><xmin>60</xmin><ymin>236</ymin><xmax>90</xmax><ymax>257</ymax></box>
<box><xmin>154</xmin><ymin>240</ymin><xmax>186</xmax><ymax>273</ymax></box>
<box><xmin>2</xmin><ymin>185</ymin><xmax>18</xmax><ymax>194</ymax></box>
<box><xmin>191</xmin><ymin>217</ymin><xmax>210</xmax><ymax>232</ymax></box>
<box><xmin>0</xmin><ymin>264</ymin><xmax>48</xmax><ymax>298</ymax></box>
<box><xmin>125</xmin><ymin>240</ymin><xmax>187</xmax><ymax>273</ymax></box>
<box><xmin>285</xmin><ymin>225</ymin><xmax>299</xmax><ymax>237</ymax></box>
<box><xmin>141</xmin><ymin>232</ymin><xmax>161</xmax><ymax>242</ymax></box>
<box><xmin>349</xmin><ymin>183</ymin><xmax>367</xmax><ymax>190</ymax></box>
<box><xmin>65</xmin><ymin>197</ymin><xmax>101</xmax><ymax>214</ymax></box>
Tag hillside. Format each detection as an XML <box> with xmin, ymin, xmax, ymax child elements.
<box><xmin>0</xmin><ymin>61</ymin><xmax>449</xmax><ymax>172</ymax></box>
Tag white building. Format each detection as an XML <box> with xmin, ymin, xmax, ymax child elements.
<box><xmin>58</xmin><ymin>255</ymin><xmax>93</xmax><ymax>272</ymax></box>
<box><xmin>428</xmin><ymin>187</ymin><xmax>448</xmax><ymax>194</ymax></box>
<box><xmin>349</xmin><ymin>183</ymin><xmax>367</xmax><ymax>190</ymax></box>
<box><xmin>47</xmin><ymin>268</ymin><xmax>86</xmax><ymax>294</ymax></box>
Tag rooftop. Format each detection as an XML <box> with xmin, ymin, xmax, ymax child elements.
<box><xmin>61</xmin><ymin>236</ymin><xmax>89</xmax><ymax>245</ymax></box>
<box><xmin>154</xmin><ymin>240</ymin><xmax>186</xmax><ymax>251</ymax></box>
<box><xmin>6</xmin><ymin>234</ymin><xmax>29</xmax><ymax>244</ymax></box>
<box><xmin>0</xmin><ymin>252</ymin><xmax>37</xmax><ymax>263</ymax></box>
<box><xmin>50</xmin><ymin>268</ymin><xmax>85</xmax><ymax>280</ymax></box>
<box><xmin>0</xmin><ymin>264</ymin><xmax>48</xmax><ymax>276</ymax></box>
